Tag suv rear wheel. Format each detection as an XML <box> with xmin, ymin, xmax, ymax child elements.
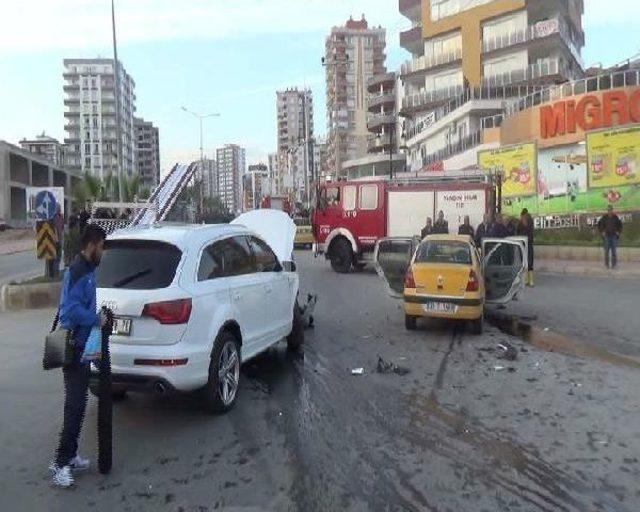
<box><xmin>203</xmin><ymin>331</ymin><xmax>241</xmax><ymax>414</ymax></box>
<box><xmin>330</xmin><ymin>238</ymin><xmax>353</xmax><ymax>274</ymax></box>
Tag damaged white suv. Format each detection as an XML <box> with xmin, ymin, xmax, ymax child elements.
<box><xmin>94</xmin><ymin>210</ymin><xmax>303</xmax><ymax>413</ymax></box>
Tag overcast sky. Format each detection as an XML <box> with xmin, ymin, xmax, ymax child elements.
<box><xmin>0</xmin><ymin>0</ymin><xmax>638</xmax><ymax>173</ymax></box>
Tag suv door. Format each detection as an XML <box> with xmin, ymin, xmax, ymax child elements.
<box><xmin>247</xmin><ymin>235</ymin><xmax>291</xmax><ymax>348</ymax></box>
<box><xmin>373</xmin><ymin>237</ymin><xmax>420</xmax><ymax>298</ymax></box>
<box><xmin>481</xmin><ymin>238</ymin><xmax>528</xmax><ymax>304</ymax></box>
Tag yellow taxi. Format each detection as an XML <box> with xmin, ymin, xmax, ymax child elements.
<box><xmin>374</xmin><ymin>234</ymin><xmax>527</xmax><ymax>334</ymax></box>
<box><xmin>294</xmin><ymin>218</ymin><xmax>315</xmax><ymax>249</ymax></box>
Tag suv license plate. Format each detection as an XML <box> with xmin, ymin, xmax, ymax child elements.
<box><xmin>424</xmin><ymin>302</ymin><xmax>458</xmax><ymax>314</ymax></box>
<box><xmin>112</xmin><ymin>317</ymin><xmax>131</xmax><ymax>336</ymax></box>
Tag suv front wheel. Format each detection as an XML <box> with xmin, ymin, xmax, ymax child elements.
<box><xmin>203</xmin><ymin>331</ymin><xmax>241</xmax><ymax>414</ymax></box>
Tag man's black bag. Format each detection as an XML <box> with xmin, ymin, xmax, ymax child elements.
<box><xmin>43</xmin><ymin>310</ymin><xmax>74</xmax><ymax>370</ymax></box>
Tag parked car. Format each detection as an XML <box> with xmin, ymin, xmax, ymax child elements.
<box><xmin>93</xmin><ymin>210</ymin><xmax>303</xmax><ymax>413</ymax></box>
<box><xmin>374</xmin><ymin>234</ymin><xmax>527</xmax><ymax>334</ymax></box>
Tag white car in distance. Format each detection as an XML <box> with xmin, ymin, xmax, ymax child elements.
<box><xmin>94</xmin><ymin>210</ymin><xmax>303</xmax><ymax>413</ymax></box>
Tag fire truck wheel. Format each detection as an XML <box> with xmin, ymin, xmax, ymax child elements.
<box><xmin>330</xmin><ymin>238</ymin><xmax>353</xmax><ymax>274</ymax></box>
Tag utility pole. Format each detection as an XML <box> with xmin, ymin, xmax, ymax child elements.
<box><xmin>181</xmin><ymin>107</ymin><xmax>220</xmax><ymax>219</ymax></box>
<box><xmin>112</xmin><ymin>0</ymin><xmax>123</xmax><ymax>202</ymax></box>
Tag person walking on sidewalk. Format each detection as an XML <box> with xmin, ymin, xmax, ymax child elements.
<box><xmin>50</xmin><ymin>224</ymin><xmax>107</xmax><ymax>488</ymax></box>
<box><xmin>597</xmin><ymin>205</ymin><xmax>623</xmax><ymax>269</ymax></box>
<box><xmin>517</xmin><ymin>208</ymin><xmax>535</xmax><ymax>286</ymax></box>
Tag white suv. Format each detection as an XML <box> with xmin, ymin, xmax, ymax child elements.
<box><xmin>94</xmin><ymin>210</ymin><xmax>303</xmax><ymax>413</ymax></box>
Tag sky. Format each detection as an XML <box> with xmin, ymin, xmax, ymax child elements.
<box><xmin>1</xmin><ymin>0</ymin><xmax>638</xmax><ymax>175</ymax></box>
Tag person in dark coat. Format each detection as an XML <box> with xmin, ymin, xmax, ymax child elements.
<box><xmin>458</xmin><ymin>215</ymin><xmax>475</xmax><ymax>237</ymax></box>
<box><xmin>517</xmin><ymin>208</ymin><xmax>535</xmax><ymax>286</ymax></box>
<box><xmin>489</xmin><ymin>213</ymin><xmax>510</xmax><ymax>238</ymax></box>
<box><xmin>433</xmin><ymin>210</ymin><xmax>449</xmax><ymax>234</ymax></box>
<box><xmin>474</xmin><ymin>213</ymin><xmax>493</xmax><ymax>247</ymax></box>
<box><xmin>420</xmin><ymin>217</ymin><xmax>433</xmax><ymax>239</ymax></box>
<box><xmin>597</xmin><ymin>204</ymin><xmax>623</xmax><ymax>269</ymax></box>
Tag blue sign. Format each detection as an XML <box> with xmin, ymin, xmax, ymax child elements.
<box><xmin>35</xmin><ymin>190</ymin><xmax>57</xmax><ymax>221</ymax></box>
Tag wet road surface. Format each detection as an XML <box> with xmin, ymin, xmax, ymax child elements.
<box><xmin>1</xmin><ymin>252</ymin><xmax>640</xmax><ymax>511</ymax></box>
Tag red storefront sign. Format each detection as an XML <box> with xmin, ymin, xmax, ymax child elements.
<box><xmin>540</xmin><ymin>89</ymin><xmax>640</xmax><ymax>139</ymax></box>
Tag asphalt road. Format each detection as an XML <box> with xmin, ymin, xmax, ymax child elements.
<box><xmin>1</xmin><ymin>252</ymin><xmax>640</xmax><ymax>511</ymax></box>
<box><xmin>0</xmin><ymin>250</ymin><xmax>42</xmax><ymax>285</ymax></box>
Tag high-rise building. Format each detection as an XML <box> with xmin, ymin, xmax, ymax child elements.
<box><xmin>133</xmin><ymin>117</ymin><xmax>160</xmax><ymax>188</ymax></box>
<box><xmin>19</xmin><ymin>133</ymin><xmax>66</xmax><ymax>167</ymax></box>
<box><xmin>324</xmin><ymin>16</ymin><xmax>386</xmax><ymax>177</ymax></box>
<box><xmin>276</xmin><ymin>88</ymin><xmax>314</xmax><ymax>202</ymax></box>
<box><xmin>367</xmin><ymin>72</ymin><xmax>399</xmax><ymax>155</ymax></box>
<box><xmin>243</xmin><ymin>163</ymin><xmax>270</xmax><ymax>211</ymax></box>
<box><xmin>198</xmin><ymin>158</ymin><xmax>217</xmax><ymax>198</ymax></box>
<box><xmin>313</xmin><ymin>138</ymin><xmax>329</xmax><ymax>182</ymax></box>
<box><xmin>399</xmin><ymin>0</ymin><xmax>585</xmax><ymax>173</ymax></box>
<box><xmin>63</xmin><ymin>58</ymin><xmax>136</xmax><ymax>180</ymax></box>
<box><xmin>216</xmin><ymin>144</ymin><xmax>245</xmax><ymax>213</ymax></box>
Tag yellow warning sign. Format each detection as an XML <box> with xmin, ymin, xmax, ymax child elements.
<box><xmin>36</xmin><ymin>221</ymin><xmax>58</xmax><ymax>260</ymax></box>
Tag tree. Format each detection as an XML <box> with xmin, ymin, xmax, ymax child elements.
<box><xmin>202</xmin><ymin>196</ymin><xmax>234</xmax><ymax>223</ymax></box>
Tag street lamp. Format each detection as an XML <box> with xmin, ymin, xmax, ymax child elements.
<box><xmin>181</xmin><ymin>107</ymin><xmax>221</xmax><ymax>220</ymax></box>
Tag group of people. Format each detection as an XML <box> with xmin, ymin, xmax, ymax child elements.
<box><xmin>420</xmin><ymin>209</ymin><xmax>536</xmax><ymax>287</ymax></box>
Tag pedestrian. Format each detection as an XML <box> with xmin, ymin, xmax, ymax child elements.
<box><xmin>78</xmin><ymin>205</ymin><xmax>90</xmax><ymax>232</ymax></box>
<box><xmin>489</xmin><ymin>213</ymin><xmax>510</xmax><ymax>238</ymax></box>
<box><xmin>458</xmin><ymin>215</ymin><xmax>474</xmax><ymax>237</ymax></box>
<box><xmin>421</xmin><ymin>216</ymin><xmax>433</xmax><ymax>239</ymax></box>
<box><xmin>517</xmin><ymin>208</ymin><xmax>535</xmax><ymax>286</ymax></box>
<box><xmin>52</xmin><ymin>204</ymin><xmax>65</xmax><ymax>278</ymax></box>
<box><xmin>433</xmin><ymin>210</ymin><xmax>449</xmax><ymax>234</ymax></box>
<box><xmin>51</xmin><ymin>224</ymin><xmax>108</xmax><ymax>488</ymax></box>
<box><xmin>475</xmin><ymin>213</ymin><xmax>493</xmax><ymax>247</ymax></box>
<box><xmin>68</xmin><ymin>207</ymin><xmax>79</xmax><ymax>231</ymax></box>
<box><xmin>597</xmin><ymin>204</ymin><xmax>623</xmax><ymax>269</ymax></box>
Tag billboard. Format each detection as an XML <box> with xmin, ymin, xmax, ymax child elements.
<box><xmin>478</xmin><ymin>143</ymin><xmax>537</xmax><ymax>198</ymax></box>
<box><xmin>587</xmin><ymin>124</ymin><xmax>640</xmax><ymax>189</ymax></box>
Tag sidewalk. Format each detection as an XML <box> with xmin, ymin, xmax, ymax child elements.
<box><xmin>0</xmin><ymin>239</ymin><xmax>34</xmax><ymax>256</ymax></box>
<box><xmin>537</xmin><ymin>259</ymin><xmax>640</xmax><ymax>279</ymax></box>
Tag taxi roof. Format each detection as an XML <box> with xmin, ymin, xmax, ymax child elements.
<box><xmin>424</xmin><ymin>234</ymin><xmax>474</xmax><ymax>243</ymax></box>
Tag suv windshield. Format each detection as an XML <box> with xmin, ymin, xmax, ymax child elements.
<box><xmin>96</xmin><ymin>239</ymin><xmax>182</xmax><ymax>289</ymax></box>
<box><xmin>415</xmin><ymin>240</ymin><xmax>472</xmax><ymax>265</ymax></box>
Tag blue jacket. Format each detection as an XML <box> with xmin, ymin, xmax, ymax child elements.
<box><xmin>59</xmin><ymin>254</ymin><xmax>99</xmax><ymax>361</ymax></box>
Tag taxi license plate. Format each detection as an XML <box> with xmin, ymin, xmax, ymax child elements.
<box><xmin>112</xmin><ymin>317</ymin><xmax>131</xmax><ymax>336</ymax></box>
<box><xmin>424</xmin><ymin>302</ymin><xmax>458</xmax><ymax>314</ymax></box>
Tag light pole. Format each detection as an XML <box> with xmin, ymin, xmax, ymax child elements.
<box><xmin>181</xmin><ymin>107</ymin><xmax>220</xmax><ymax>219</ymax></box>
<box><xmin>111</xmin><ymin>0</ymin><xmax>123</xmax><ymax>202</ymax></box>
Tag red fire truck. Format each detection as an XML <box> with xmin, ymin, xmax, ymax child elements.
<box><xmin>261</xmin><ymin>195</ymin><xmax>293</xmax><ymax>215</ymax></box>
<box><xmin>312</xmin><ymin>176</ymin><xmax>497</xmax><ymax>273</ymax></box>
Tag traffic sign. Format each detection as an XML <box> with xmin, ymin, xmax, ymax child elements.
<box><xmin>35</xmin><ymin>190</ymin><xmax>57</xmax><ymax>221</ymax></box>
<box><xmin>36</xmin><ymin>221</ymin><xmax>58</xmax><ymax>260</ymax></box>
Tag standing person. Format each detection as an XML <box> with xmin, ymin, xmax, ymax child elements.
<box><xmin>421</xmin><ymin>216</ymin><xmax>433</xmax><ymax>239</ymax></box>
<box><xmin>489</xmin><ymin>213</ymin><xmax>510</xmax><ymax>238</ymax></box>
<box><xmin>458</xmin><ymin>215</ymin><xmax>475</xmax><ymax>236</ymax></box>
<box><xmin>517</xmin><ymin>208</ymin><xmax>535</xmax><ymax>286</ymax></box>
<box><xmin>433</xmin><ymin>210</ymin><xmax>449</xmax><ymax>234</ymax></box>
<box><xmin>475</xmin><ymin>213</ymin><xmax>493</xmax><ymax>247</ymax></box>
<box><xmin>52</xmin><ymin>204</ymin><xmax>65</xmax><ymax>277</ymax></box>
<box><xmin>597</xmin><ymin>205</ymin><xmax>623</xmax><ymax>269</ymax></box>
<box><xmin>50</xmin><ymin>224</ymin><xmax>107</xmax><ymax>488</ymax></box>
<box><xmin>78</xmin><ymin>204</ymin><xmax>90</xmax><ymax>233</ymax></box>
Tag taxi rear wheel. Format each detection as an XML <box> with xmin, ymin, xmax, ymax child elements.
<box><xmin>405</xmin><ymin>315</ymin><xmax>417</xmax><ymax>330</ymax></box>
<box><xmin>470</xmin><ymin>317</ymin><xmax>483</xmax><ymax>335</ymax></box>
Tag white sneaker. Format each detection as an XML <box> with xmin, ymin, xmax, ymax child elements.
<box><xmin>52</xmin><ymin>466</ymin><xmax>74</xmax><ymax>488</ymax></box>
<box><xmin>69</xmin><ymin>454</ymin><xmax>90</xmax><ymax>471</ymax></box>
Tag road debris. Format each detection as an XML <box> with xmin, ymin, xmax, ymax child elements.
<box><xmin>300</xmin><ymin>294</ymin><xmax>317</xmax><ymax>329</ymax></box>
<box><xmin>351</xmin><ymin>368</ymin><xmax>364</xmax><ymax>376</ymax></box>
<box><xmin>376</xmin><ymin>356</ymin><xmax>410</xmax><ymax>376</ymax></box>
<box><xmin>497</xmin><ymin>342</ymin><xmax>518</xmax><ymax>361</ymax></box>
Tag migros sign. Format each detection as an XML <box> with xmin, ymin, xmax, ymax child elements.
<box><xmin>540</xmin><ymin>89</ymin><xmax>640</xmax><ymax>139</ymax></box>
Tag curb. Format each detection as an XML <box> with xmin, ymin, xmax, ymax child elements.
<box><xmin>537</xmin><ymin>262</ymin><xmax>640</xmax><ymax>279</ymax></box>
<box><xmin>0</xmin><ymin>281</ymin><xmax>61</xmax><ymax>312</ymax></box>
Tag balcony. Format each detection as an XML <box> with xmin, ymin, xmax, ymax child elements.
<box><xmin>368</xmin><ymin>133</ymin><xmax>393</xmax><ymax>153</ymax></box>
<box><xmin>401</xmin><ymin>48</ymin><xmax>462</xmax><ymax>77</ymax></box>
<box><xmin>367</xmin><ymin>72</ymin><xmax>396</xmax><ymax>91</ymax></box>
<box><xmin>481</xmin><ymin>58</ymin><xmax>571</xmax><ymax>88</ymax></box>
<box><xmin>421</xmin><ymin>131</ymin><xmax>483</xmax><ymax>168</ymax></box>
<box><xmin>399</xmin><ymin>0</ymin><xmax>422</xmax><ymax>21</ymax></box>
<box><xmin>482</xmin><ymin>17</ymin><xmax>584</xmax><ymax>69</ymax></box>
<box><xmin>401</xmin><ymin>84</ymin><xmax>465</xmax><ymax>113</ymax></box>
<box><xmin>368</xmin><ymin>92</ymin><xmax>396</xmax><ymax>111</ymax></box>
<box><xmin>400</xmin><ymin>24</ymin><xmax>423</xmax><ymax>54</ymax></box>
<box><xmin>63</xmin><ymin>97</ymin><xmax>80</xmax><ymax>105</ymax></box>
<box><xmin>367</xmin><ymin>113</ymin><xmax>396</xmax><ymax>131</ymax></box>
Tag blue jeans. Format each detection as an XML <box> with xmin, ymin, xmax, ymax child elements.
<box><xmin>604</xmin><ymin>235</ymin><xmax>619</xmax><ymax>268</ymax></box>
<box><xmin>55</xmin><ymin>361</ymin><xmax>90</xmax><ymax>467</ymax></box>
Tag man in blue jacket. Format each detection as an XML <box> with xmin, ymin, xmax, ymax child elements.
<box><xmin>51</xmin><ymin>224</ymin><xmax>107</xmax><ymax>488</ymax></box>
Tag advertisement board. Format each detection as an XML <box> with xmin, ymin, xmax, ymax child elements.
<box><xmin>587</xmin><ymin>124</ymin><xmax>640</xmax><ymax>189</ymax></box>
<box><xmin>478</xmin><ymin>143</ymin><xmax>537</xmax><ymax>198</ymax></box>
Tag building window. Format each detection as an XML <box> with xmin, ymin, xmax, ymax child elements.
<box><xmin>85</xmin><ymin>143</ymin><xmax>91</xmax><ymax>153</ymax></box>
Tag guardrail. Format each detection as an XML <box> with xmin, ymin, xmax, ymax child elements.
<box><xmin>481</xmin><ymin>58</ymin><xmax>569</xmax><ymax>88</ymax></box>
<box><xmin>421</xmin><ymin>130</ymin><xmax>483</xmax><ymax>167</ymax></box>
<box><xmin>400</xmin><ymin>48</ymin><xmax>462</xmax><ymax>76</ymax></box>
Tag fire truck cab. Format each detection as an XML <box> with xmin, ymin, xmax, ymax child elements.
<box><xmin>312</xmin><ymin>177</ymin><xmax>496</xmax><ymax>273</ymax></box>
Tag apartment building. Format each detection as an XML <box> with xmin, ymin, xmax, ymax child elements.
<box><xmin>19</xmin><ymin>133</ymin><xmax>66</xmax><ymax>167</ymax></box>
<box><xmin>276</xmin><ymin>88</ymin><xmax>314</xmax><ymax>202</ymax></box>
<box><xmin>133</xmin><ymin>117</ymin><xmax>160</xmax><ymax>188</ymax></box>
<box><xmin>243</xmin><ymin>163</ymin><xmax>270</xmax><ymax>211</ymax></box>
<box><xmin>63</xmin><ymin>58</ymin><xmax>136</xmax><ymax>180</ymax></box>
<box><xmin>324</xmin><ymin>16</ymin><xmax>387</xmax><ymax>177</ymax></box>
<box><xmin>313</xmin><ymin>138</ymin><xmax>328</xmax><ymax>182</ymax></box>
<box><xmin>268</xmin><ymin>152</ymin><xmax>279</xmax><ymax>195</ymax></box>
<box><xmin>367</xmin><ymin>71</ymin><xmax>400</xmax><ymax>155</ymax></box>
<box><xmin>216</xmin><ymin>144</ymin><xmax>245</xmax><ymax>213</ymax></box>
<box><xmin>197</xmin><ymin>158</ymin><xmax>217</xmax><ymax>199</ymax></box>
<box><xmin>399</xmin><ymin>0</ymin><xmax>585</xmax><ymax>173</ymax></box>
